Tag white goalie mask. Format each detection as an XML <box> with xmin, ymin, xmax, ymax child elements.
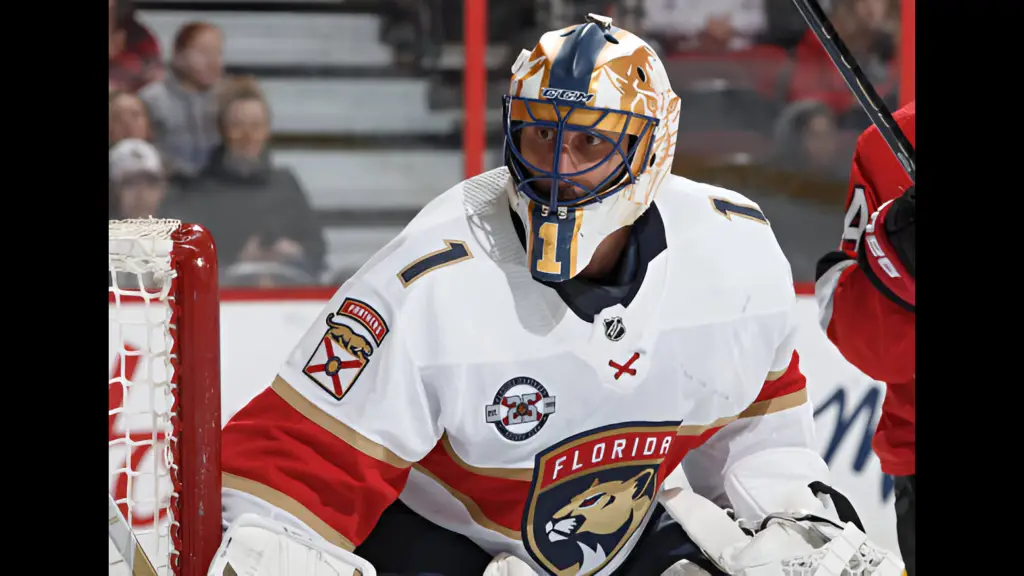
<box><xmin>503</xmin><ymin>13</ymin><xmax>681</xmax><ymax>283</ymax></box>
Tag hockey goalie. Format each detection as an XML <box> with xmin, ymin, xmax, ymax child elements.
<box><xmin>208</xmin><ymin>15</ymin><xmax>902</xmax><ymax>576</ymax></box>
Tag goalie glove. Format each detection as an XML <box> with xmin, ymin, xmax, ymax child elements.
<box><xmin>858</xmin><ymin>185</ymin><xmax>915</xmax><ymax>310</ymax></box>
<box><xmin>883</xmin><ymin>185</ymin><xmax>914</xmax><ymax>277</ymax></box>
<box><xmin>660</xmin><ymin>486</ymin><xmax>904</xmax><ymax>576</ymax></box>
<box><xmin>207</xmin><ymin>514</ymin><xmax>376</xmax><ymax>576</ymax></box>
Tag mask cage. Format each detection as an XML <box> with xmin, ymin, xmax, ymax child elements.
<box><xmin>503</xmin><ymin>95</ymin><xmax>659</xmax><ymax>212</ymax></box>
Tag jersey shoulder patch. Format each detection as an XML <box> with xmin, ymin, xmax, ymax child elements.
<box><xmin>300</xmin><ymin>296</ymin><xmax>390</xmax><ymax>400</ymax></box>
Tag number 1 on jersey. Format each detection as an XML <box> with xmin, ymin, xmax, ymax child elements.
<box><xmin>536</xmin><ymin>222</ymin><xmax>562</xmax><ymax>275</ymax></box>
<box><xmin>398</xmin><ymin>240</ymin><xmax>474</xmax><ymax>287</ymax></box>
<box><xmin>710</xmin><ymin>197</ymin><xmax>768</xmax><ymax>225</ymax></box>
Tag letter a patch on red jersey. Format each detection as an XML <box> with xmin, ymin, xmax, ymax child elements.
<box><xmin>302</xmin><ymin>298</ymin><xmax>390</xmax><ymax>401</ymax></box>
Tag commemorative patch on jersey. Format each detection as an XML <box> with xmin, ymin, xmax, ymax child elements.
<box><xmin>302</xmin><ymin>298</ymin><xmax>389</xmax><ymax>401</ymax></box>
<box><xmin>484</xmin><ymin>377</ymin><xmax>556</xmax><ymax>442</ymax></box>
<box><xmin>523</xmin><ymin>422</ymin><xmax>678</xmax><ymax>576</ymax></box>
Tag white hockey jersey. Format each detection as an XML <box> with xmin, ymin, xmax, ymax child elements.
<box><xmin>221</xmin><ymin>167</ymin><xmax>817</xmax><ymax>576</ymax></box>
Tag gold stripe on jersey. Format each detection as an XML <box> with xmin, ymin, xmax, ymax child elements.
<box><xmin>676</xmin><ymin>388</ymin><xmax>808</xmax><ymax>436</ymax></box>
<box><xmin>740</xmin><ymin>388</ymin><xmax>808</xmax><ymax>419</ymax></box>
<box><xmin>441</xmin><ymin>433</ymin><xmax>534</xmax><ymax>481</ymax></box>
<box><xmin>223</xmin><ymin>472</ymin><xmax>358</xmax><ymax>552</ymax></box>
<box><xmin>766</xmin><ymin>367</ymin><xmax>789</xmax><ymax>382</ymax></box>
<box><xmin>569</xmin><ymin>207</ymin><xmax>584</xmax><ymax>277</ymax></box>
<box><xmin>272</xmin><ymin>376</ymin><xmax>413</xmax><ymax>469</ymax></box>
<box><xmin>412</xmin><ymin>464</ymin><xmax>524</xmax><ymax>540</ymax></box>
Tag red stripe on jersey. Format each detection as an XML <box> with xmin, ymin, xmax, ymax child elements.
<box><xmin>417</xmin><ymin>437</ymin><xmax>531</xmax><ymax>539</ymax></box>
<box><xmin>658</xmin><ymin>425</ymin><xmax>726</xmax><ymax>485</ymax></box>
<box><xmin>222</xmin><ymin>386</ymin><xmax>410</xmax><ymax>548</ymax></box>
<box><xmin>655</xmin><ymin>354</ymin><xmax>807</xmax><ymax>485</ymax></box>
<box><xmin>755</xmin><ymin>351</ymin><xmax>807</xmax><ymax>403</ymax></box>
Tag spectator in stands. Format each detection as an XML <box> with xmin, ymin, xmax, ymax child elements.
<box><xmin>854</xmin><ymin>0</ymin><xmax>900</xmax><ymax>37</ymax></box>
<box><xmin>772</xmin><ymin>99</ymin><xmax>848</xmax><ymax>182</ymax></box>
<box><xmin>109</xmin><ymin>139</ymin><xmax>185</xmax><ymax>292</ymax></box>
<box><xmin>109</xmin><ymin>0</ymin><xmax>164</xmax><ymax>93</ymax></box>
<box><xmin>110</xmin><ymin>91</ymin><xmax>153</xmax><ymax>148</ymax></box>
<box><xmin>381</xmin><ymin>0</ymin><xmax>433</xmax><ymax>70</ymax></box>
<box><xmin>761</xmin><ymin>0</ymin><xmax>813</xmax><ymax>50</ymax></box>
<box><xmin>139</xmin><ymin>21</ymin><xmax>225</xmax><ymax>179</ymax></box>
<box><xmin>641</xmin><ymin>0</ymin><xmax>768</xmax><ymax>54</ymax></box>
<box><xmin>109</xmin><ymin>139</ymin><xmax>179</xmax><ymax>220</ymax></box>
<box><xmin>179</xmin><ymin>78</ymin><xmax>325</xmax><ymax>286</ymax></box>
<box><xmin>788</xmin><ymin>0</ymin><xmax>899</xmax><ymax>123</ymax></box>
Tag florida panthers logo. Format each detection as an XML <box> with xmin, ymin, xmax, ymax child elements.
<box><xmin>523</xmin><ymin>422</ymin><xmax>677</xmax><ymax>575</ymax></box>
<box><xmin>303</xmin><ymin>298</ymin><xmax>389</xmax><ymax>401</ymax></box>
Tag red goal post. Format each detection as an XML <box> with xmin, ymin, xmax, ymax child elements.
<box><xmin>108</xmin><ymin>219</ymin><xmax>222</xmax><ymax>575</ymax></box>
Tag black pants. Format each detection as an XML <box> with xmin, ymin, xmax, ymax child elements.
<box><xmin>894</xmin><ymin>475</ymin><xmax>916</xmax><ymax>576</ymax></box>
<box><xmin>355</xmin><ymin>499</ymin><xmax>723</xmax><ymax>576</ymax></box>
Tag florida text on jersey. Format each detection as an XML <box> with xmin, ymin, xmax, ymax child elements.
<box><xmin>219</xmin><ymin>166</ymin><xmax>813</xmax><ymax>576</ymax></box>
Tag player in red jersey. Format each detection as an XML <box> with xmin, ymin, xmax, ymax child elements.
<box><xmin>815</xmin><ymin>100</ymin><xmax>915</xmax><ymax>574</ymax></box>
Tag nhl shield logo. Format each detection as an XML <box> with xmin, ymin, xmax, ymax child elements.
<box><xmin>523</xmin><ymin>422</ymin><xmax>678</xmax><ymax>576</ymax></box>
<box><xmin>602</xmin><ymin>317</ymin><xmax>625</xmax><ymax>342</ymax></box>
<box><xmin>485</xmin><ymin>377</ymin><xmax>556</xmax><ymax>442</ymax></box>
<box><xmin>303</xmin><ymin>298</ymin><xmax>389</xmax><ymax>401</ymax></box>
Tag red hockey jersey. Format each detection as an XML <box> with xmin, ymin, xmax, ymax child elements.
<box><xmin>815</xmin><ymin>101</ymin><xmax>915</xmax><ymax>476</ymax></box>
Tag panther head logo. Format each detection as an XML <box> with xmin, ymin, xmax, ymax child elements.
<box><xmin>524</xmin><ymin>424</ymin><xmax>677</xmax><ymax>576</ymax></box>
<box><xmin>542</xmin><ymin>469</ymin><xmax>655</xmax><ymax>575</ymax></box>
<box><xmin>324</xmin><ymin>314</ymin><xmax>373</xmax><ymax>359</ymax></box>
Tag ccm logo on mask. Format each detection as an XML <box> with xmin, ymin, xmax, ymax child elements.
<box><xmin>541</xmin><ymin>87</ymin><xmax>595</xmax><ymax>103</ymax></box>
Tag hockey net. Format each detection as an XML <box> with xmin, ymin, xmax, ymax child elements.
<box><xmin>109</xmin><ymin>219</ymin><xmax>222</xmax><ymax>575</ymax></box>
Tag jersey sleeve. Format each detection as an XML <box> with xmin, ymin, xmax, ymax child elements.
<box><xmin>220</xmin><ymin>276</ymin><xmax>442</xmax><ymax>552</ymax></box>
<box><xmin>679</xmin><ymin>323</ymin><xmax>816</xmax><ymax>515</ymax></box>
<box><xmin>814</xmin><ymin>112</ymin><xmax>916</xmax><ymax>384</ymax></box>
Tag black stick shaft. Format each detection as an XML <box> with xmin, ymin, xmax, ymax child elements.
<box><xmin>791</xmin><ymin>0</ymin><xmax>915</xmax><ymax>183</ymax></box>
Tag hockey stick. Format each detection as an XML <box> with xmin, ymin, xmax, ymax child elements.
<box><xmin>791</xmin><ymin>0</ymin><xmax>915</xmax><ymax>183</ymax></box>
<box><xmin>109</xmin><ymin>492</ymin><xmax>159</xmax><ymax>576</ymax></box>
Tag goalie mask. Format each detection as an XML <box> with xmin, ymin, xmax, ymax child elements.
<box><xmin>503</xmin><ymin>14</ymin><xmax>680</xmax><ymax>283</ymax></box>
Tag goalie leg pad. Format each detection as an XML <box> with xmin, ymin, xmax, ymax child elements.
<box><xmin>659</xmin><ymin>486</ymin><xmax>753</xmax><ymax>572</ymax></box>
<box><xmin>207</xmin><ymin>514</ymin><xmax>376</xmax><ymax>576</ymax></box>
<box><xmin>659</xmin><ymin>487</ymin><xmax>904</xmax><ymax>576</ymax></box>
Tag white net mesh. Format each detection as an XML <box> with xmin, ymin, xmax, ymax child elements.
<box><xmin>109</xmin><ymin>219</ymin><xmax>182</xmax><ymax>575</ymax></box>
